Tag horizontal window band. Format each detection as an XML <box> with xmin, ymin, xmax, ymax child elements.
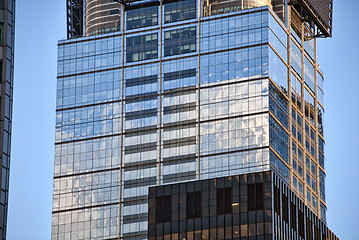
<box><xmin>123</xmin><ymin>195</ymin><xmax>147</xmax><ymax>203</ymax></box>
<box><xmin>163</xmin><ymin>157</ymin><xmax>196</xmax><ymax>166</ymax></box>
<box><xmin>55</xmin><ymin>146</ymin><xmax>268</xmax><ymax>180</ymax></box>
<box><xmin>199</xmin><ymin>146</ymin><xmax>269</xmax><ymax>160</ymax></box>
<box><xmin>125</xmin><ymin>108</ymin><xmax>157</xmax><ymax>120</ymax></box>
<box><xmin>163</xmin><ymin>119</ymin><xmax>197</xmax><ymax>128</ymax></box>
<box><xmin>163</xmin><ymin>102</ymin><xmax>196</xmax><ymax>115</ymax></box>
<box><xmin>123</xmin><ymin>197</ymin><xmax>148</xmax><ymax>207</ymax></box>
<box><xmin>125</xmin><ymin>142</ymin><xmax>157</xmax><ymax>154</ymax></box>
<box><xmin>56</xmin><ymin>111</ymin><xmax>268</xmax><ymax>145</ymax></box>
<box><xmin>54</xmin><ymin>166</ymin><xmax>122</xmax><ymax>179</ymax></box>
<box><xmin>124</xmin><ymin>125</ymin><xmax>158</xmax><ymax>134</ymax></box>
<box><xmin>163</xmin><ymin>136</ymin><xmax>196</xmax><ymax>149</ymax></box>
<box><xmin>163</xmin><ymin>153</ymin><xmax>196</xmax><ymax>162</ymax></box>
<box><xmin>163</xmin><ymin>68</ymin><xmax>197</xmax><ymax>82</ymax></box>
<box><xmin>163</xmin><ymin>88</ymin><xmax>197</xmax><ymax>97</ymax></box>
<box><xmin>125</xmin><ymin>96</ymin><xmax>158</xmax><ymax>104</ymax></box>
<box><xmin>124</xmin><ymin>159</ymin><xmax>157</xmax><ymax>168</ymax></box>
<box><xmin>162</xmin><ymin>171</ymin><xmax>197</xmax><ymax>184</ymax></box>
<box><xmin>162</xmin><ymin>123</ymin><xmax>196</xmax><ymax>132</ymax></box>
<box><xmin>52</xmin><ymin>202</ymin><xmax>119</xmax><ymax>214</ymax></box>
<box><xmin>125</xmin><ymin>91</ymin><xmax>158</xmax><ymax>101</ymax></box>
<box><xmin>124</xmin><ymin>176</ymin><xmax>157</xmax><ymax>189</ymax></box>
<box><xmin>124</xmin><ymin>162</ymin><xmax>157</xmax><ymax>172</ymax></box>
<box><xmin>124</xmin><ymin>155</ymin><xmax>197</xmax><ymax>168</ymax></box>
<box><xmin>124</xmin><ymin>128</ymin><xmax>157</xmax><ymax>137</ymax></box>
<box><xmin>125</xmin><ymin>74</ymin><xmax>158</xmax><ymax>87</ymax></box>
<box><xmin>57</xmin><ymin>43</ymin><xmax>268</xmax><ymax>79</ymax></box>
<box><xmin>55</xmin><ymin>133</ymin><xmax>122</xmax><ymax>145</ymax></box>
<box><xmin>123</xmin><ymin>230</ymin><xmax>148</xmax><ymax>238</ymax></box>
<box><xmin>163</xmin><ymin>85</ymin><xmax>197</xmax><ymax>95</ymax></box>
<box><xmin>56</xmin><ymin>99</ymin><xmax>123</xmax><ymax>112</ymax></box>
<box><xmin>123</xmin><ymin>213</ymin><xmax>148</xmax><ymax>224</ymax></box>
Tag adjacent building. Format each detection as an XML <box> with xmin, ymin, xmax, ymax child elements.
<box><xmin>0</xmin><ymin>0</ymin><xmax>15</xmax><ymax>239</ymax></box>
<box><xmin>53</xmin><ymin>0</ymin><xmax>336</xmax><ymax>239</ymax></box>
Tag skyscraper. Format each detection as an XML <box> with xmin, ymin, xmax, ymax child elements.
<box><xmin>53</xmin><ymin>0</ymin><xmax>337</xmax><ymax>239</ymax></box>
<box><xmin>0</xmin><ymin>0</ymin><xmax>15</xmax><ymax>239</ymax></box>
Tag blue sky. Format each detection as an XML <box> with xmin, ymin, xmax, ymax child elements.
<box><xmin>6</xmin><ymin>0</ymin><xmax>359</xmax><ymax>239</ymax></box>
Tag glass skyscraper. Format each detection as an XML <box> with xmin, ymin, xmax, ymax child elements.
<box><xmin>53</xmin><ymin>0</ymin><xmax>336</xmax><ymax>239</ymax></box>
<box><xmin>0</xmin><ymin>0</ymin><xmax>15</xmax><ymax>239</ymax></box>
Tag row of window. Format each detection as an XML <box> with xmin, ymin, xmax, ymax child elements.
<box><xmin>126</xmin><ymin>26</ymin><xmax>196</xmax><ymax>62</ymax></box>
<box><xmin>155</xmin><ymin>184</ymin><xmax>265</xmax><ymax>223</ymax></box>
<box><xmin>126</xmin><ymin>0</ymin><xmax>196</xmax><ymax>30</ymax></box>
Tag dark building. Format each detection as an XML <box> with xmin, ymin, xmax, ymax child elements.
<box><xmin>148</xmin><ymin>171</ymin><xmax>339</xmax><ymax>240</ymax></box>
<box><xmin>0</xmin><ymin>0</ymin><xmax>15</xmax><ymax>239</ymax></box>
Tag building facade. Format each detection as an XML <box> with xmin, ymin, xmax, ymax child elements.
<box><xmin>0</xmin><ymin>0</ymin><xmax>15</xmax><ymax>239</ymax></box>
<box><xmin>148</xmin><ymin>171</ymin><xmax>339</xmax><ymax>239</ymax></box>
<box><xmin>53</xmin><ymin>0</ymin><xmax>335</xmax><ymax>239</ymax></box>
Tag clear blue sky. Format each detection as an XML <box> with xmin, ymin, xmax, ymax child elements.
<box><xmin>6</xmin><ymin>0</ymin><xmax>359</xmax><ymax>239</ymax></box>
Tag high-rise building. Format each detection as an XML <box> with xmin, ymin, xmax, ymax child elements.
<box><xmin>53</xmin><ymin>0</ymin><xmax>337</xmax><ymax>239</ymax></box>
<box><xmin>0</xmin><ymin>0</ymin><xmax>15</xmax><ymax>239</ymax></box>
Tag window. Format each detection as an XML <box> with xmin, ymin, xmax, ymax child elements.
<box><xmin>270</xmin><ymin>150</ymin><xmax>290</xmax><ymax>181</ymax></box>
<box><xmin>248</xmin><ymin>183</ymin><xmax>264</xmax><ymax>211</ymax></box>
<box><xmin>110</xmin><ymin>9</ymin><xmax>119</xmax><ymax>15</ymax></box>
<box><xmin>319</xmin><ymin>170</ymin><xmax>326</xmax><ymax>202</ymax></box>
<box><xmin>304</xmin><ymin>57</ymin><xmax>315</xmax><ymax>92</ymax></box>
<box><xmin>156</xmin><ymin>195</ymin><xmax>172</xmax><ymax>222</ymax></box>
<box><xmin>217</xmin><ymin>187</ymin><xmax>232</xmax><ymax>215</ymax></box>
<box><xmin>290</xmin><ymin>200</ymin><xmax>297</xmax><ymax>231</ymax></box>
<box><xmin>164</xmin><ymin>27</ymin><xmax>196</xmax><ymax>56</ymax></box>
<box><xmin>291</xmin><ymin>40</ymin><xmax>302</xmax><ymax>77</ymax></box>
<box><xmin>282</xmin><ymin>193</ymin><xmax>289</xmax><ymax>222</ymax></box>
<box><xmin>0</xmin><ymin>23</ymin><xmax>3</xmax><ymax>45</ymax></box>
<box><xmin>274</xmin><ymin>185</ymin><xmax>280</xmax><ymax>215</ymax></box>
<box><xmin>269</xmin><ymin>116</ymin><xmax>289</xmax><ymax>162</ymax></box>
<box><xmin>164</xmin><ymin>0</ymin><xmax>196</xmax><ymax>24</ymax></box>
<box><xmin>269</xmin><ymin>96</ymin><xmax>289</xmax><ymax>129</ymax></box>
<box><xmin>126</xmin><ymin>6</ymin><xmax>158</xmax><ymax>30</ymax></box>
<box><xmin>126</xmin><ymin>33</ymin><xmax>158</xmax><ymax>62</ymax></box>
<box><xmin>187</xmin><ymin>191</ymin><xmax>201</xmax><ymax>218</ymax></box>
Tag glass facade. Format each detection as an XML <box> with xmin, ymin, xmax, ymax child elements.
<box><xmin>0</xmin><ymin>0</ymin><xmax>15</xmax><ymax>239</ymax></box>
<box><xmin>53</xmin><ymin>1</ymin><xmax>334</xmax><ymax>239</ymax></box>
<box><xmin>148</xmin><ymin>171</ymin><xmax>339</xmax><ymax>240</ymax></box>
